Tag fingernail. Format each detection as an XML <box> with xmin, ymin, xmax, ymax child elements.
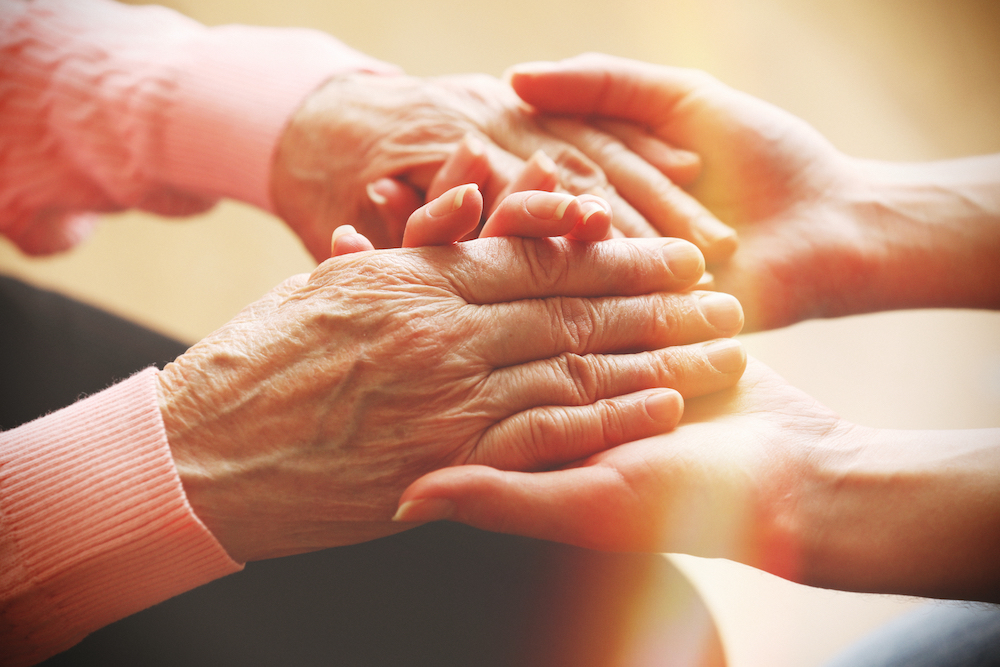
<box><xmin>698</xmin><ymin>292</ymin><xmax>744</xmax><ymax>332</ymax></box>
<box><xmin>463</xmin><ymin>133</ymin><xmax>485</xmax><ymax>157</ymax></box>
<box><xmin>331</xmin><ymin>224</ymin><xmax>358</xmax><ymax>247</ymax></box>
<box><xmin>392</xmin><ymin>498</ymin><xmax>455</xmax><ymax>523</ymax></box>
<box><xmin>505</xmin><ymin>61</ymin><xmax>558</xmax><ymax>78</ymax></box>
<box><xmin>702</xmin><ymin>338</ymin><xmax>746</xmax><ymax>374</ymax></box>
<box><xmin>661</xmin><ymin>241</ymin><xmax>704</xmax><ymax>281</ymax></box>
<box><xmin>526</xmin><ymin>192</ymin><xmax>575</xmax><ymax>220</ymax></box>
<box><xmin>693</xmin><ymin>218</ymin><xmax>739</xmax><ymax>260</ymax></box>
<box><xmin>428</xmin><ymin>183</ymin><xmax>478</xmax><ymax>217</ymax></box>
<box><xmin>644</xmin><ymin>390</ymin><xmax>682</xmax><ymax>424</ymax></box>
<box><xmin>579</xmin><ymin>199</ymin><xmax>608</xmax><ymax>226</ymax></box>
<box><xmin>366</xmin><ymin>182</ymin><xmax>388</xmax><ymax>206</ymax></box>
<box><xmin>530</xmin><ymin>149</ymin><xmax>558</xmax><ymax>176</ymax></box>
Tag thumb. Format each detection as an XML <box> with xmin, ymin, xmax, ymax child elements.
<box><xmin>393</xmin><ymin>464</ymin><xmax>653</xmax><ymax>552</ymax></box>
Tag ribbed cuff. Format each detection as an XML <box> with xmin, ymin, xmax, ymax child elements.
<box><xmin>160</xmin><ymin>25</ymin><xmax>402</xmax><ymax>212</ymax></box>
<box><xmin>0</xmin><ymin>368</ymin><xmax>241</xmax><ymax>665</ymax></box>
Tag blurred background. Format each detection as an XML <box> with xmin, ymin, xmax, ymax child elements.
<box><xmin>2</xmin><ymin>1</ymin><xmax>999</xmax><ymax>665</ymax></box>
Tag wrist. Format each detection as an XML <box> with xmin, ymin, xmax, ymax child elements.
<box><xmin>159</xmin><ymin>24</ymin><xmax>401</xmax><ymax>213</ymax></box>
<box><xmin>270</xmin><ymin>71</ymin><xmax>421</xmax><ymax>258</ymax></box>
<box><xmin>843</xmin><ymin>155</ymin><xmax>1000</xmax><ymax>313</ymax></box>
<box><xmin>155</xmin><ymin>359</ymin><xmax>245</xmax><ymax>562</ymax></box>
<box><xmin>752</xmin><ymin>417</ymin><xmax>866</xmax><ymax>588</ymax></box>
<box><xmin>788</xmin><ymin>424</ymin><xmax>1000</xmax><ymax>601</ymax></box>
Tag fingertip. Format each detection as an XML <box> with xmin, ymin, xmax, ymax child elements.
<box><xmin>366</xmin><ymin>177</ymin><xmax>424</xmax><ymax>245</ymax></box>
<box><xmin>427</xmin><ymin>133</ymin><xmax>493</xmax><ymax>201</ymax></box>
<box><xmin>695</xmin><ymin>270</ymin><xmax>715</xmax><ymax>290</ymax></box>
<box><xmin>666</xmin><ymin>149</ymin><xmax>703</xmax><ymax>186</ymax></box>
<box><xmin>504</xmin><ymin>60</ymin><xmax>558</xmax><ymax>83</ymax></box>
<box><xmin>696</xmin><ymin>223</ymin><xmax>740</xmax><ymax>264</ymax></box>
<box><xmin>643</xmin><ymin>389</ymin><xmax>684</xmax><ymax>428</ymax></box>
<box><xmin>404</xmin><ymin>183</ymin><xmax>484</xmax><ymax>247</ymax></box>
<box><xmin>569</xmin><ymin>196</ymin><xmax>612</xmax><ymax>242</ymax></box>
<box><xmin>697</xmin><ymin>291</ymin><xmax>744</xmax><ymax>335</ymax></box>
<box><xmin>332</xmin><ymin>229</ymin><xmax>375</xmax><ymax>256</ymax></box>
<box><xmin>661</xmin><ymin>239</ymin><xmax>706</xmax><ymax>284</ymax></box>
<box><xmin>462</xmin><ymin>132</ymin><xmax>486</xmax><ymax>157</ymax></box>
<box><xmin>392</xmin><ymin>498</ymin><xmax>455</xmax><ymax>524</ymax></box>
<box><xmin>701</xmin><ymin>338</ymin><xmax>747</xmax><ymax>376</ymax></box>
<box><xmin>426</xmin><ymin>183</ymin><xmax>475</xmax><ymax>217</ymax></box>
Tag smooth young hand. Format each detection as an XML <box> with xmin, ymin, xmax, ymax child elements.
<box><xmin>508</xmin><ymin>54</ymin><xmax>1000</xmax><ymax>330</ymax></box>
<box><xmin>399</xmin><ymin>357</ymin><xmax>1000</xmax><ymax>602</ymax></box>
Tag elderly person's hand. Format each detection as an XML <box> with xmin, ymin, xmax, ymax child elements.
<box><xmin>157</xmin><ymin>231</ymin><xmax>747</xmax><ymax>564</ymax></box>
<box><xmin>269</xmin><ymin>71</ymin><xmax>738</xmax><ymax>261</ymax></box>
<box><xmin>507</xmin><ymin>54</ymin><xmax>1000</xmax><ymax>330</ymax></box>
<box><xmin>397</xmin><ymin>357</ymin><xmax>1000</xmax><ymax>603</ymax></box>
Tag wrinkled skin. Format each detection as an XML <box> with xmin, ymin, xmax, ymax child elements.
<box><xmin>271</xmin><ymin>72</ymin><xmax>614</xmax><ymax>259</ymax></box>
<box><xmin>158</xmin><ymin>235</ymin><xmax>746</xmax><ymax>563</ymax></box>
<box><xmin>270</xmin><ymin>70</ymin><xmax>738</xmax><ymax>262</ymax></box>
<box><xmin>397</xmin><ymin>357</ymin><xmax>848</xmax><ymax>571</ymax></box>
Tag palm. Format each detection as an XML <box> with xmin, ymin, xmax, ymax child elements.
<box><xmin>660</xmin><ymin>86</ymin><xmax>862</xmax><ymax>330</ymax></box>
<box><xmin>508</xmin><ymin>56</ymin><xmax>870</xmax><ymax>331</ymax></box>
<box><xmin>399</xmin><ymin>357</ymin><xmax>849</xmax><ymax>570</ymax></box>
<box><xmin>560</xmin><ymin>358</ymin><xmax>843</xmax><ymax>557</ymax></box>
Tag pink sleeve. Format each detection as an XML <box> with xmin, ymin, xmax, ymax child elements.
<box><xmin>0</xmin><ymin>368</ymin><xmax>243</xmax><ymax>667</ymax></box>
<box><xmin>0</xmin><ymin>0</ymin><xmax>401</xmax><ymax>255</ymax></box>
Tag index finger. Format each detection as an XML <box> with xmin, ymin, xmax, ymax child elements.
<box><xmin>537</xmin><ymin>117</ymin><xmax>738</xmax><ymax>262</ymax></box>
<box><xmin>506</xmin><ymin>54</ymin><xmax>709</xmax><ymax>125</ymax></box>
<box><xmin>440</xmin><ymin>236</ymin><xmax>705</xmax><ymax>304</ymax></box>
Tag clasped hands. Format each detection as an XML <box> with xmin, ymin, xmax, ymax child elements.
<box><xmin>162</xmin><ymin>52</ymin><xmax>887</xmax><ymax>595</ymax></box>
<box><xmin>158</xmin><ymin>184</ymin><xmax>746</xmax><ymax>563</ymax></box>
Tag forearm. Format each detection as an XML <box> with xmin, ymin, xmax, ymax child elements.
<box><xmin>0</xmin><ymin>0</ymin><xmax>397</xmax><ymax>255</ymax></box>
<box><xmin>846</xmin><ymin>154</ymin><xmax>1000</xmax><ymax>314</ymax></box>
<box><xmin>790</xmin><ymin>424</ymin><xmax>1000</xmax><ymax>602</ymax></box>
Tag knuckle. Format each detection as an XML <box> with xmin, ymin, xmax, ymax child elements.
<box><xmin>550</xmin><ymin>297</ymin><xmax>600</xmax><ymax>352</ymax></box>
<box><xmin>524</xmin><ymin>407</ymin><xmax>573</xmax><ymax>462</ymax></box>
<box><xmin>522</xmin><ymin>238</ymin><xmax>574</xmax><ymax>291</ymax></box>
<box><xmin>644</xmin><ymin>294</ymin><xmax>683</xmax><ymax>344</ymax></box>
<box><xmin>649</xmin><ymin>347</ymin><xmax>690</xmax><ymax>387</ymax></box>
<box><xmin>553</xmin><ymin>351</ymin><xmax>601</xmax><ymax>405</ymax></box>
<box><xmin>597</xmin><ymin>400</ymin><xmax>630</xmax><ymax>446</ymax></box>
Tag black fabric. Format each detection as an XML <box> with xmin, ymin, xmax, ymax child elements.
<box><xmin>2</xmin><ymin>275</ymin><xmax>721</xmax><ymax>667</ymax></box>
<box><xmin>823</xmin><ymin>601</ymin><xmax>1000</xmax><ymax>667</ymax></box>
<box><xmin>40</xmin><ymin>521</ymin><xmax>717</xmax><ymax>667</ymax></box>
<box><xmin>0</xmin><ymin>274</ymin><xmax>187</xmax><ymax>431</ymax></box>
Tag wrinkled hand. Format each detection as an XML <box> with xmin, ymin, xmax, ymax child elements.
<box><xmin>509</xmin><ymin>54</ymin><xmax>872</xmax><ymax>330</ymax></box>
<box><xmin>270</xmin><ymin>71</ymin><xmax>735</xmax><ymax>261</ymax></box>
<box><xmin>396</xmin><ymin>357</ymin><xmax>846</xmax><ymax>579</ymax></box>
<box><xmin>157</xmin><ymin>235</ymin><xmax>746</xmax><ymax>563</ymax></box>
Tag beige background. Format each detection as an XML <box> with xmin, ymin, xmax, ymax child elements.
<box><xmin>2</xmin><ymin>1</ymin><xmax>999</xmax><ymax>665</ymax></box>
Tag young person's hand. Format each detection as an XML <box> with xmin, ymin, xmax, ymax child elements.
<box><xmin>508</xmin><ymin>54</ymin><xmax>1000</xmax><ymax>329</ymax></box>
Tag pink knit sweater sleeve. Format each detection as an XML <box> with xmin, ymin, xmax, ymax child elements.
<box><xmin>0</xmin><ymin>1</ymin><xmax>404</xmax><ymax>663</ymax></box>
<box><xmin>0</xmin><ymin>0</ymin><xmax>401</xmax><ymax>254</ymax></box>
<box><xmin>0</xmin><ymin>370</ymin><xmax>241</xmax><ymax>666</ymax></box>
